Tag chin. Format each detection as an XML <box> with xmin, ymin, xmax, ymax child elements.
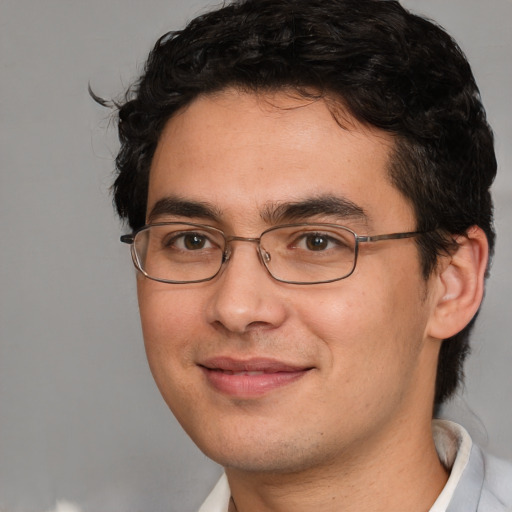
<box><xmin>191</xmin><ymin>426</ymin><xmax>333</xmax><ymax>475</ymax></box>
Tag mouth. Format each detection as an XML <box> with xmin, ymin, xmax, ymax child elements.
<box><xmin>198</xmin><ymin>357</ymin><xmax>313</xmax><ymax>398</ymax></box>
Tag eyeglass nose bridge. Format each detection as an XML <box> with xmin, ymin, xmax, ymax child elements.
<box><xmin>222</xmin><ymin>235</ymin><xmax>272</xmax><ymax>266</ymax></box>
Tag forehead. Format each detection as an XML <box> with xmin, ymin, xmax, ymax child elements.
<box><xmin>147</xmin><ymin>89</ymin><xmax>415</xmax><ymax>231</ymax></box>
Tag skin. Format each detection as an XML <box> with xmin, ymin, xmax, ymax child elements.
<box><xmin>138</xmin><ymin>89</ymin><xmax>460</xmax><ymax>511</ymax></box>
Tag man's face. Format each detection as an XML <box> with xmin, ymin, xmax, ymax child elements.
<box><xmin>138</xmin><ymin>89</ymin><xmax>441</xmax><ymax>474</ymax></box>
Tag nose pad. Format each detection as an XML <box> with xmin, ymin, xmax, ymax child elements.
<box><xmin>222</xmin><ymin>248</ymin><xmax>232</xmax><ymax>264</ymax></box>
<box><xmin>262</xmin><ymin>250</ymin><xmax>271</xmax><ymax>263</ymax></box>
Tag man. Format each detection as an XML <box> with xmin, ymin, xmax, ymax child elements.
<box><xmin>110</xmin><ymin>0</ymin><xmax>512</xmax><ymax>510</ymax></box>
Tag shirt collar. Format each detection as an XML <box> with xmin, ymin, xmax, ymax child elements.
<box><xmin>429</xmin><ymin>419</ymin><xmax>474</xmax><ymax>511</ymax></box>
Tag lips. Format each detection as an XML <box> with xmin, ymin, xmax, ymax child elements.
<box><xmin>199</xmin><ymin>357</ymin><xmax>312</xmax><ymax>398</ymax></box>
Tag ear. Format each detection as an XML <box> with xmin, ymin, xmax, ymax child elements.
<box><xmin>426</xmin><ymin>226</ymin><xmax>489</xmax><ymax>340</ymax></box>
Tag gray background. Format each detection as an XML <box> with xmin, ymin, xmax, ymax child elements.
<box><xmin>0</xmin><ymin>1</ymin><xmax>510</xmax><ymax>511</ymax></box>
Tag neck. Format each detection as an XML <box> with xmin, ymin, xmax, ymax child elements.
<box><xmin>225</xmin><ymin>420</ymin><xmax>448</xmax><ymax>512</ymax></box>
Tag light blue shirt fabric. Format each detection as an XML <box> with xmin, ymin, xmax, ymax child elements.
<box><xmin>198</xmin><ymin>421</ymin><xmax>512</xmax><ymax>511</ymax></box>
<box><xmin>447</xmin><ymin>442</ymin><xmax>512</xmax><ymax>511</ymax></box>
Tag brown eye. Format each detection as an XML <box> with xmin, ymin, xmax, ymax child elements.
<box><xmin>162</xmin><ymin>231</ymin><xmax>214</xmax><ymax>251</ymax></box>
<box><xmin>305</xmin><ymin>234</ymin><xmax>329</xmax><ymax>251</ymax></box>
<box><xmin>183</xmin><ymin>233</ymin><xmax>208</xmax><ymax>250</ymax></box>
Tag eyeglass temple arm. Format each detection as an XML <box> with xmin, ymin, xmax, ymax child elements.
<box><xmin>357</xmin><ymin>231</ymin><xmax>425</xmax><ymax>243</ymax></box>
<box><xmin>120</xmin><ymin>234</ymin><xmax>135</xmax><ymax>244</ymax></box>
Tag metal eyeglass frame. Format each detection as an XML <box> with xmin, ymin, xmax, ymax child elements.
<box><xmin>120</xmin><ymin>222</ymin><xmax>427</xmax><ymax>285</ymax></box>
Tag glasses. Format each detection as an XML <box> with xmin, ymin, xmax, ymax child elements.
<box><xmin>121</xmin><ymin>222</ymin><xmax>425</xmax><ymax>285</ymax></box>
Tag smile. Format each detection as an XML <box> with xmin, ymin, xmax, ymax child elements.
<box><xmin>199</xmin><ymin>357</ymin><xmax>313</xmax><ymax>398</ymax></box>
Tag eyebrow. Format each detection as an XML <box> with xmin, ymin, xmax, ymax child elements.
<box><xmin>147</xmin><ymin>196</ymin><xmax>223</xmax><ymax>223</ymax></box>
<box><xmin>261</xmin><ymin>195</ymin><xmax>369</xmax><ymax>225</ymax></box>
<box><xmin>147</xmin><ymin>194</ymin><xmax>369</xmax><ymax>226</ymax></box>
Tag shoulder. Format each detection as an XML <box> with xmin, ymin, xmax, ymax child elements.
<box><xmin>478</xmin><ymin>447</ymin><xmax>512</xmax><ymax>511</ymax></box>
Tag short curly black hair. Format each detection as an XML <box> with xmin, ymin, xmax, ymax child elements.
<box><xmin>110</xmin><ymin>0</ymin><xmax>496</xmax><ymax>404</ymax></box>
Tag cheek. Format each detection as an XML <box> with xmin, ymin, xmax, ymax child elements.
<box><xmin>137</xmin><ymin>282</ymin><xmax>210</xmax><ymax>421</ymax></box>
<box><xmin>293</xmin><ymin>267</ymin><xmax>428</xmax><ymax>375</ymax></box>
<box><xmin>137</xmin><ymin>281</ymin><xmax>203</xmax><ymax>371</ymax></box>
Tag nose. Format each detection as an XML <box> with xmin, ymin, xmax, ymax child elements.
<box><xmin>205</xmin><ymin>241</ymin><xmax>288</xmax><ymax>334</ymax></box>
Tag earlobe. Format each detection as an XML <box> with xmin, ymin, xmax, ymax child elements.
<box><xmin>426</xmin><ymin>226</ymin><xmax>489</xmax><ymax>340</ymax></box>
